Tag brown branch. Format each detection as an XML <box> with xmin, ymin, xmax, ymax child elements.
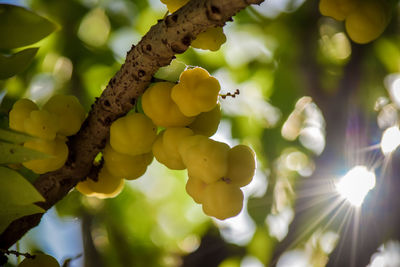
<box><xmin>0</xmin><ymin>0</ymin><xmax>265</xmax><ymax>249</ymax></box>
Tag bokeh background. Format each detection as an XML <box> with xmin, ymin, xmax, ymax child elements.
<box><xmin>1</xmin><ymin>0</ymin><xmax>400</xmax><ymax>266</ymax></box>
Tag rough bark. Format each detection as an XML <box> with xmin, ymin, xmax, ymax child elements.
<box><xmin>0</xmin><ymin>0</ymin><xmax>265</xmax><ymax>249</ymax></box>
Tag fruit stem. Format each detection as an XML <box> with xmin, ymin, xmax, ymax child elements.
<box><xmin>220</xmin><ymin>89</ymin><xmax>240</xmax><ymax>99</ymax></box>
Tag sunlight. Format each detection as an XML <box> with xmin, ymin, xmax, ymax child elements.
<box><xmin>380</xmin><ymin>126</ymin><xmax>400</xmax><ymax>155</ymax></box>
<box><xmin>336</xmin><ymin>166</ymin><xmax>376</xmax><ymax>207</ymax></box>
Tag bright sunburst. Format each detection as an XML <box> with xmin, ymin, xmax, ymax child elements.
<box><xmin>336</xmin><ymin>165</ymin><xmax>376</xmax><ymax>207</ymax></box>
<box><xmin>380</xmin><ymin>126</ymin><xmax>400</xmax><ymax>155</ymax></box>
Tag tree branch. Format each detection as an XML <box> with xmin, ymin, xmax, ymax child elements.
<box><xmin>0</xmin><ymin>0</ymin><xmax>265</xmax><ymax>249</ymax></box>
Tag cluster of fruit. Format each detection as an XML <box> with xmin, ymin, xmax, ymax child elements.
<box><xmin>147</xmin><ymin>67</ymin><xmax>256</xmax><ymax>220</ymax></box>
<box><xmin>76</xmin><ymin>112</ymin><xmax>155</xmax><ymax>199</ymax></box>
<box><xmin>160</xmin><ymin>0</ymin><xmax>226</xmax><ymax>51</ymax></box>
<box><xmin>8</xmin><ymin>95</ymin><xmax>86</xmax><ymax>174</ymax></box>
<box><xmin>77</xmin><ymin>67</ymin><xmax>256</xmax><ymax>220</ymax></box>
<box><xmin>319</xmin><ymin>0</ymin><xmax>390</xmax><ymax>44</ymax></box>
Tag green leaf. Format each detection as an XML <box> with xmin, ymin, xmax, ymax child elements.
<box><xmin>0</xmin><ymin>166</ymin><xmax>44</xmax><ymax>204</ymax></box>
<box><xmin>154</xmin><ymin>60</ymin><xmax>186</xmax><ymax>82</ymax></box>
<box><xmin>0</xmin><ymin>203</ymin><xmax>44</xmax><ymax>233</ymax></box>
<box><xmin>0</xmin><ymin>48</ymin><xmax>38</xmax><ymax>79</ymax></box>
<box><xmin>0</xmin><ymin>128</ymin><xmax>35</xmax><ymax>144</ymax></box>
<box><xmin>0</xmin><ymin>4</ymin><xmax>58</xmax><ymax>49</ymax></box>
<box><xmin>0</xmin><ymin>166</ymin><xmax>45</xmax><ymax>233</ymax></box>
<box><xmin>0</xmin><ymin>141</ymin><xmax>51</xmax><ymax>164</ymax></box>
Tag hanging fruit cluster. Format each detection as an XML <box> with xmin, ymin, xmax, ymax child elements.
<box><xmin>8</xmin><ymin>95</ymin><xmax>85</xmax><ymax>174</ymax></box>
<box><xmin>319</xmin><ymin>0</ymin><xmax>390</xmax><ymax>44</ymax></box>
<box><xmin>7</xmin><ymin>22</ymin><xmax>254</xmax><ymax>220</ymax></box>
<box><xmin>77</xmin><ymin>66</ymin><xmax>256</xmax><ymax>220</ymax></box>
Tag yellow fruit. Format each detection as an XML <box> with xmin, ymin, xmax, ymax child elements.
<box><xmin>171</xmin><ymin>67</ymin><xmax>220</xmax><ymax>117</ymax></box>
<box><xmin>110</xmin><ymin>113</ymin><xmax>157</xmax><ymax>156</ymax></box>
<box><xmin>142</xmin><ymin>82</ymin><xmax>195</xmax><ymax>127</ymax></box>
<box><xmin>43</xmin><ymin>95</ymin><xmax>86</xmax><ymax>136</ymax></box>
<box><xmin>152</xmin><ymin>127</ymin><xmax>193</xmax><ymax>170</ymax></box>
<box><xmin>18</xmin><ymin>254</ymin><xmax>60</xmax><ymax>267</ymax></box>
<box><xmin>319</xmin><ymin>0</ymin><xmax>346</xmax><ymax>21</ymax></box>
<box><xmin>179</xmin><ymin>135</ymin><xmax>229</xmax><ymax>184</ymax></box>
<box><xmin>23</xmin><ymin>137</ymin><xmax>68</xmax><ymax>174</ymax></box>
<box><xmin>345</xmin><ymin>1</ymin><xmax>388</xmax><ymax>44</ymax></box>
<box><xmin>76</xmin><ymin>167</ymin><xmax>124</xmax><ymax>199</ymax></box>
<box><xmin>186</xmin><ymin>175</ymin><xmax>207</xmax><ymax>204</ymax></box>
<box><xmin>161</xmin><ymin>0</ymin><xmax>189</xmax><ymax>13</ymax></box>
<box><xmin>152</xmin><ymin>131</ymin><xmax>169</xmax><ymax>165</ymax></box>
<box><xmin>103</xmin><ymin>142</ymin><xmax>153</xmax><ymax>180</ymax></box>
<box><xmin>75</xmin><ymin>178</ymin><xmax>93</xmax><ymax>196</ymax></box>
<box><xmin>9</xmin><ymin>99</ymin><xmax>38</xmax><ymax>132</ymax></box>
<box><xmin>191</xmin><ymin>27</ymin><xmax>227</xmax><ymax>51</ymax></box>
<box><xmin>202</xmin><ymin>181</ymin><xmax>244</xmax><ymax>220</ymax></box>
<box><xmin>337</xmin><ymin>0</ymin><xmax>358</xmax><ymax>16</ymax></box>
<box><xmin>188</xmin><ymin>103</ymin><xmax>221</xmax><ymax>137</ymax></box>
<box><xmin>24</xmin><ymin>110</ymin><xmax>60</xmax><ymax>140</ymax></box>
<box><xmin>225</xmin><ymin>145</ymin><xmax>256</xmax><ymax>187</ymax></box>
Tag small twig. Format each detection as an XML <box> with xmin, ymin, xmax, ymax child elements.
<box><xmin>0</xmin><ymin>248</ymin><xmax>35</xmax><ymax>259</ymax></box>
<box><xmin>62</xmin><ymin>253</ymin><xmax>83</xmax><ymax>267</ymax></box>
<box><xmin>220</xmin><ymin>89</ymin><xmax>240</xmax><ymax>99</ymax></box>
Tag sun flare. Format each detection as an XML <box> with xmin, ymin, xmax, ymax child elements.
<box><xmin>336</xmin><ymin>166</ymin><xmax>376</xmax><ymax>207</ymax></box>
<box><xmin>380</xmin><ymin>126</ymin><xmax>400</xmax><ymax>155</ymax></box>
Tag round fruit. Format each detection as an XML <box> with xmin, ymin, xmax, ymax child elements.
<box><xmin>43</xmin><ymin>95</ymin><xmax>86</xmax><ymax>136</ymax></box>
<box><xmin>202</xmin><ymin>181</ymin><xmax>244</xmax><ymax>220</ymax></box>
<box><xmin>152</xmin><ymin>131</ymin><xmax>169</xmax><ymax>165</ymax></box>
<box><xmin>103</xmin><ymin>143</ymin><xmax>153</xmax><ymax>180</ymax></box>
<box><xmin>161</xmin><ymin>0</ymin><xmax>189</xmax><ymax>13</ymax></box>
<box><xmin>345</xmin><ymin>1</ymin><xmax>388</xmax><ymax>44</ymax></box>
<box><xmin>337</xmin><ymin>0</ymin><xmax>358</xmax><ymax>17</ymax></box>
<box><xmin>23</xmin><ymin>137</ymin><xmax>68</xmax><ymax>174</ymax></box>
<box><xmin>225</xmin><ymin>145</ymin><xmax>256</xmax><ymax>187</ymax></box>
<box><xmin>171</xmin><ymin>67</ymin><xmax>220</xmax><ymax>117</ymax></box>
<box><xmin>76</xmin><ymin>167</ymin><xmax>124</xmax><ymax>199</ymax></box>
<box><xmin>186</xmin><ymin>175</ymin><xmax>207</xmax><ymax>204</ymax></box>
<box><xmin>9</xmin><ymin>99</ymin><xmax>38</xmax><ymax>132</ymax></box>
<box><xmin>179</xmin><ymin>135</ymin><xmax>229</xmax><ymax>184</ymax></box>
<box><xmin>142</xmin><ymin>82</ymin><xmax>195</xmax><ymax>127</ymax></box>
<box><xmin>18</xmin><ymin>254</ymin><xmax>60</xmax><ymax>267</ymax></box>
<box><xmin>191</xmin><ymin>27</ymin><xmax>227</xmax><ymax>51</ymax></box>
<box><xmin>319</xmin><ymin>0</ymin><xmax>346</xmax><ymax>21</ymax></box>
<box><xmin>188</xmin><ymin>103</ymin><xmax>221</xmax><ymax>137</ymax></box>
<box><xmin>110</xmin><ymin>113</ymin><xmax>157</xmax><ymax>156</ymax></box>
<box><xmin>24</xmin><ymin>110</ymin><xmax>60</xmax><ymax>140</ymax></box>
<box><xmin>153</xmin><ymin>127</ymin><xmax>193</xmax><ymax>170</ymax></box>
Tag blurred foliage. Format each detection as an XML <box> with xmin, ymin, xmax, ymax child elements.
<box><xmin>1</xmin><ymin>0</ymin><xmax>400</xmax><ymax>266</ymax></box>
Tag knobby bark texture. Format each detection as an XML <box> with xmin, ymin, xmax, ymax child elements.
<box><xmin>0</xmin><ymin>0</ymin><xmax>265</xmax><ymax>249</ymax></box>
